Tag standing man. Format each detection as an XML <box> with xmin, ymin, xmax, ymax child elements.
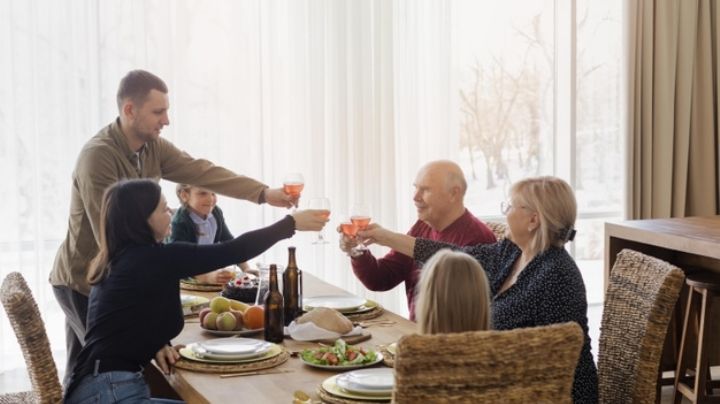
<box><xmin>339</xmin><ymin>160</ymin><xmax>496</xmax><ymax>320</ymax></box>
<box><xmin>50</xmin><ymin>70</ymin><xmax>295</xmax><ymax>387</ymax></box>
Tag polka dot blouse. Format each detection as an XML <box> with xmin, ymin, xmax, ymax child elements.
<box><xmin>414</xmin><ymin>238</ymin><xmax>598</xmax><ymax>404</ymax></box>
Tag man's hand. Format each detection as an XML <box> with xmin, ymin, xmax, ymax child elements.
<box><xmin>210</xmin><ymin>268</ymin><xmax>235</xmax><ymax>284</ymax></box>
<box><xmin>336</xmin><ymin>226</ymin><xmax>363</xmax><ymax>257</ymax></box>
<box><xmin>264</xmin><ymin>187</ymin><xmax>297</xmax><ymax>208</ymax></box>
<box><xmin>154</xmin><ymin>344</ymin><xmax>182</xmax><ymax>375</ymax></box>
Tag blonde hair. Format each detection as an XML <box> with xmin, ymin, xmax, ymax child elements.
<box><xmin>175</xmin><ymin>183</ymin><xmax>193</xmax><ymax>206</ymax></box>
<box><xmin>415</xmin><ymin>249</ymin><xmax>492</xmax><ymax>334</ymax></box>
<box><xmin>510</xmin><ymin>176</ymin><xmax>577</xmax><ymax>256</ymax></box>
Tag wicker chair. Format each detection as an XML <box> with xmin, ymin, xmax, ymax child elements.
<box><xmin>484</xmin><ymin>221</ymin><xmax>507</xmax><ymax>242</ymax></box>
<box><xmin>392</xmin><ymin>322</ymin><xmax>584</xmax><ymax>403</ymax></box>
<box><xmin>598</xmin><ymin>249</ymin><xmax>685</xmax><ymax>404</ymax></box>
<box><xmin>0</xmin><ymin>272</ymin><xmax>63</xmax><ymax>403</ymax></box>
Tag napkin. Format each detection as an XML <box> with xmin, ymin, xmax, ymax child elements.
<box><xmin>284</xmin><ymin>321</ymin><xmax>363</xmax><ymax>341</ymax></box>
<box><xmin>181</xmin><ymin>294</ymin><xmax>209</xmax><ymax>316</ymax></box>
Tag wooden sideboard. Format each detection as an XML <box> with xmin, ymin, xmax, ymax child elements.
<box><xmin>605</xmin><ymin>216</ymin><xmax>720</xmax><ymax>372</ymax></box>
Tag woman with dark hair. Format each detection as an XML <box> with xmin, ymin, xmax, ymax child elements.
<box><xmin>64</xmin><ymin>179</ymin><xmax>328</xmax><ymax>403</ymax></box>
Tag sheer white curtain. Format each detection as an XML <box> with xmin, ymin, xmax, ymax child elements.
<box><xmin>0</xmin><ymin>0</ymin><xmax>456</xmax><ymax>373</ymax></box>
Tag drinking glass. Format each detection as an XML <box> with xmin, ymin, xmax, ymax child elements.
<box><xmin>255</xmin><ymin>264</ymin><xmax>284</xmax><ymax>305</ymax></box>
<box><xmin>350</xmin><ymin>204</ymin><xmax>371</xmax><ymax>254</ymax></box>
<box><xmin>339</xmin><ymin>218</ymin><xmax>362</xmax><ymax>257</ymax></box>
<box><xmin>283</xmin><ymin>173</ymin><xmax>305</xmax><ymax>211</ymax></box>
<box><xmin>308</xmin><ymin>197</ymin><xmax>331</xmax><ymax>244</ymax></box>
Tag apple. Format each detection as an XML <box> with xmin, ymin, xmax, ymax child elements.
<box><xmin>216</xmin><ymin>312</ymin><xmax>237</xmax><ymax>331</ymax></box>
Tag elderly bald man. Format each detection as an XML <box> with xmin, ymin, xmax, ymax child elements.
<box><xmin>340</xmin><ymin>160</ymin><xmax>496</xmax><ymax>320</ymax></box>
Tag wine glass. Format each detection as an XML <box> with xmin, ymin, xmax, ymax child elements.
<box><xmin>350</xmin><ymin>204</ymin><xmax>371</xmax><ymax>254</ymax></box>
<box><xmin>308</xmin><ymin>197</ymin><xmax>331</xmax><ymax>244</ymax></box>
<box><xmin>283</xmin><ymin>173</ymin><xmax>305</xmax><ymax>211</ymax></box>
<box><xmin>339</xmin><ymin>218</ymin><xmax>362</xmax><ymax>257</ymax></box>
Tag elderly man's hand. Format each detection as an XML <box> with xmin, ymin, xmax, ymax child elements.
<box><xmin>264</xmin><ymin>187</ymin><xmax>298</xmax><ymax>208</ymax></box>
<box><xmin>336</xmin><ymin>226</ymin><xmax>363</xmax><ymax>257</ymax></box>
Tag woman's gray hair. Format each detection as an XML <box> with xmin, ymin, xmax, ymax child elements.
<box><xmin>510</xmin><ymin>176</ymin><xmax>577</xmax><ymax>256</ymax></box>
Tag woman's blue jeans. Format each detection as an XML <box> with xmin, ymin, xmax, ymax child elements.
<box><xmin>65</xmin><ymin>370</ymin><xmax>184</xmax><ymax>404</ymax></box>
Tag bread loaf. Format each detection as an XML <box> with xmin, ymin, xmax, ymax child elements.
<box><xmin>297</xmin><ymin>307</ymin><xmax>353</xmax><ymax>334</ymax></box>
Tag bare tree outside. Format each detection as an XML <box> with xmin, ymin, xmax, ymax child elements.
<box><xmin>453</xmin><ymin>0</ymin><xmax>623</xmax><ymax>304</ymax></box>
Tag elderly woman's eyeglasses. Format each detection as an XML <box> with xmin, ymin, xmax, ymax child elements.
<box><xmin>501</xmin><ymin>201</ymin><xmax>532</xmax><ymax>215</ymax></box>
<box><xmin>500</xmin><ymin>201</ymin><xmax>512</xmax><ymax>215</ymax></box>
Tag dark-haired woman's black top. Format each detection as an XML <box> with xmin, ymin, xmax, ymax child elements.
<box><xmin>67</xmin><ymin>215</ymin><xmax>295</xmax><ymax>396</ymax></box>
<box><xmin>414</xmin><ymin>238</ymin><xmax>598</xmax><ymax>404</ymax></box>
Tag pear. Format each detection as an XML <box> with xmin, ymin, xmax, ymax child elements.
<box><xmin>210</xmin><ymin>296</ymin><xmax>231</xmax><ymax>313</ymax></box>
<box><xmin>216</xmin><ymin>312</ymin><xmax>237</xmax><ymax>331</ymax></box>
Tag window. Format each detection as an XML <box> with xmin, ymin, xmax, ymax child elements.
<box><xmin>453</xmin><ymin>0</ymin><xmax>624</xmax><ymax>304</ymax></box>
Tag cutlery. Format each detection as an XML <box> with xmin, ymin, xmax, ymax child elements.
<box><xmin>219</xmin><ymin>368</ymin><xmax>294</xmax><ymax>378</ymax></box>
<box><xmin>354</xmin><ymin>320</ymin><xmax>395</xmax><ymax>328</ymax></box>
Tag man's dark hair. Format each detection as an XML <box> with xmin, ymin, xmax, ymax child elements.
<box><xmin>116</xmin><ymin>70</ymin><xmax>168</xmax><ymax>110</ymax></box>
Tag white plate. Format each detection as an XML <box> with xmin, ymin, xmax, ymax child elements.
<box><xmin>192</xmin><ymin>349</ymin><xmax>266</xmax><ymax>361</ymax></box>
<box><xmin>321</xmin><ymin>374</ymin><xmax>392</xmax><ymax>401</ymax></box>
<box><xmin>179</xmin><ymin>344</ymin><xmax>282</xmax><ymax>364</ymax></box>
<box><xmin>304</xmin><ymin>295</ymin><xmax>367</xmax><ymax>311</ymax></box>
<box><xmin>191</xmin><ymin>340</ymin><xmax>271</xmax><ymax>360</ymax></box>
<box><xmin>301</xmin><ymin>351</ymin><xmax>383</xmax><ymax>371</ymax></box>
<box><xmin>198</xmin><ymin>337</ymin><xmax>271</xmax><ymax>355</ymax></box>
<box><xmin>336</xmin><ymin>368</ymin><xmax>394</xmax><ymax>395</ymax></box>
<box><xmin>201</xmin><ymin>327</ymin><xmax>263</xmax><ymax>337</ymax></box>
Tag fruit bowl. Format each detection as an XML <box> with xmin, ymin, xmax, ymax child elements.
<box><xmin>198</xmin><ymin>296</ymin><xmax>265</xmax><ymax>335</ymax></box>
<box><xmin>200</xmin><ymin>327</ymin><xmax>264</xmax><ymax>337</ymax></box>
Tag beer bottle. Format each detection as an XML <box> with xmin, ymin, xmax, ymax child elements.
<box><xmin>283</xmin><ymin>246</ymin><xmax>302</xmax><ymax>325</ymax></box>
<box><xmin>263</xmin><ymin>264</ymin><xmax>284</xmax><ymax>343</ymax></box>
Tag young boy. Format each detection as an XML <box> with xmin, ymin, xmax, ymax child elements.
<box><xmin>167</xmin><ymin>184</ymin><xmax>251</xmax><ymax>284</ymax></box>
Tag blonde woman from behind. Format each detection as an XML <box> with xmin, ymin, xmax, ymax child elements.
<box><xmin>415</xmin><ymin>249</ymin><xmax>491</xmax><ymax>334</ymax></box>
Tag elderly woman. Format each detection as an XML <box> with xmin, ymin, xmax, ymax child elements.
<box><xmin>359</xmin><ymin>176</ymin><xmax>598</xmax><ymax>403</ymax></box>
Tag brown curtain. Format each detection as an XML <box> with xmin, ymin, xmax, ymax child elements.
<box><xmin>628</xmin><ymin>0</ymin><xmax>719</xmax><ymax>219</ymax></box>
<box><xmin>628</xmin><ymin>0</ymin><xmax>720</xmax><ymax>377</ymax></box>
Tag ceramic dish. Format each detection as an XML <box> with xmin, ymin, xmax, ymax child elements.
<box><xmin>301</xmin><ymin>351</ymin><xmax>383</xmax><ymax>371</ymax></box>
<box><xmin>179</xmin><ymin>343</ymin><xmax>282</xmax><ymax>364</ymax></box>
<box><xmin>321</xmin><ymin>374</ymin><xmax>392</xmax><ymax>401</ymax></box>
<box><xmin>336</xmin><ymin>368</ymin><xmax>394</xmax><ymax>395</ymax></box>
<box><xmin>201</xmin><ymin>327</ymin><xmax>263</xmax><ymax>337</ymax></box>
<box><xmin>304</xmin><ymin>295</ymin><xmax>367</xmax><ymax>312</ymax></box>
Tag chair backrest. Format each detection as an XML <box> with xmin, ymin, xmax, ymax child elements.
<box><xmin>1</xmin><ymin>272</ymin><xmax>63</xmax><ymax>404</ymax></box>
<box><xmin>393</xmin><ymin>322</ymin><xmax>583</xmax><ymax>404</ymax></box>
<box><xmin>598</xmin><ymin>249</ymin><xmax>685</xmax><ymax>404</ymax></box>
<box><xmin>485</xmin><ymin>221</ymin><xmax>507</xmax><ymax>242</ymax></box>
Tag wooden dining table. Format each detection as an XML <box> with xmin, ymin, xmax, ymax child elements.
<box><xmin>164</xmin><ymin>272</ymin><xmax>416</xmax><ymax>403</ymax></box>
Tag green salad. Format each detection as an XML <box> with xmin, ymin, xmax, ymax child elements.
<box><xmin>301</xmin><ymin>339</ymin><xmax>377</xmax><ymax>366</ymax></box>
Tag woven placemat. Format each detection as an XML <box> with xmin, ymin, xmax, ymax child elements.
<box><xmin>344</xmin><ymin>305</ymin><xmax>384</xmax><ymax>321</ymax></box>
<box><xmin>317</xmin><ymin>387</ymin><xmax>391</xmax><ymax>404</ymax></box>
<box><xmin>174</xmin><ymin>349</ymin><xmax>289</xmax><ymax>373</ymax></box>
<box><xmin>179</xmin><ymin>281</ymin><xmax>222</xmax><ymax>292</ymax></box>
